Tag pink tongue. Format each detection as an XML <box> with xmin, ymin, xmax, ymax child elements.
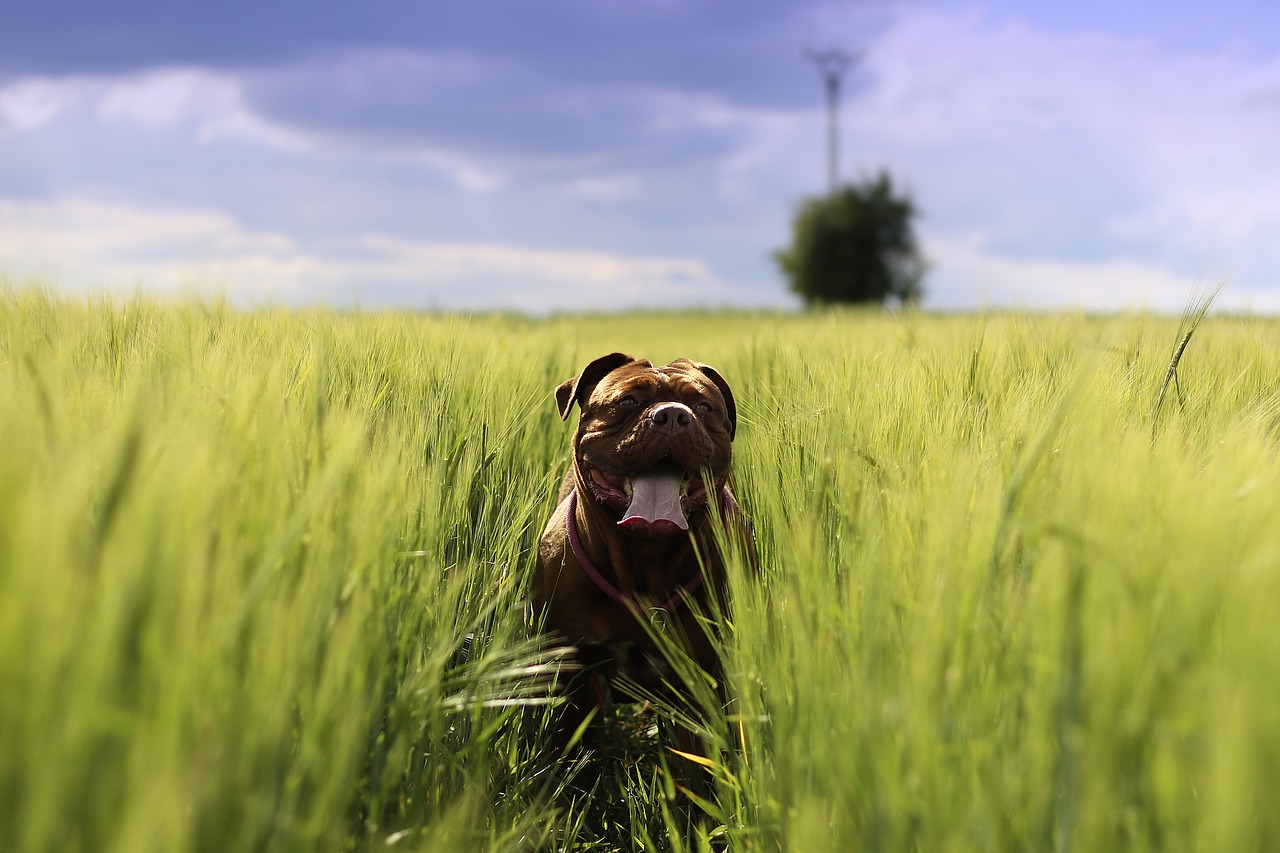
<box><xmin>618</xmin><ymin>471</ymin><xmax>689</xmax><ymax>533</ymax></box>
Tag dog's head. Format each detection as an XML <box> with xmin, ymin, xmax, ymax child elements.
<box><xmin>556</xmin><ymin>353</ymin><xmax>737</xmax><ymax>536</ymax></box>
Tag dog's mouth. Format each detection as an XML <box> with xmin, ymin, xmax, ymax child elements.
<box><xmin>585</xmin><ymin>461</ymin><xmax>711</xmax><ymax>536</ymax></box>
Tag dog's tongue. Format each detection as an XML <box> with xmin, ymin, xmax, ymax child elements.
<box><xmin>619</xmin><ymin>471</ymin><xmax>688</xmax><ymax>534</ymax></box>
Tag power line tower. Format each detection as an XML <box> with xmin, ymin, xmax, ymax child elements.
<box><xmin>804</xmin><ymin>48</ymin><xmax>859</xmax><ymax>194</ymax></box>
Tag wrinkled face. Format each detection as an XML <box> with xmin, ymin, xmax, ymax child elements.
<box><xmin>574</xmin><ymin>359</ymin><xmax>734</xmax><ymax>535</ymax></box>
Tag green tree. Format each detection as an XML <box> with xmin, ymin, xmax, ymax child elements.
<box><xmin>775</xmin><ymin>170</ymin><xmax>926</xmax><ymax>307</ymax></box>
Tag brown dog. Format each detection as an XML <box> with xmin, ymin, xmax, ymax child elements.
<box><xmin>531</xmin><ymin>352</ymin><xmax>750</xmax><ymax>754</ymax></box>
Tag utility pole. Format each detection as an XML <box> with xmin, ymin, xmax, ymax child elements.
<box><xmin>805</xmin><ymin>48</ymin><xmax>858</xmax><ymax>194</ymax></box>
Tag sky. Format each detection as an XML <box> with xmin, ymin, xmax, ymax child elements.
<box><xmin>2</xmin><ymin>0</ymin><xmax>1279</xmax><ymax>313</ymax></box>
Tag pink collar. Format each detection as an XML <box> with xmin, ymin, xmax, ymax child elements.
<box><xmin>566</xmin><ymin>486</ymin><xmax>733</xmax><ymax>613</ymax></box>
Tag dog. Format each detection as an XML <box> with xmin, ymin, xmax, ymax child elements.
<box><xmin>531</xmin><ymin>352</ymin><xmax>751</xmax><ymax>756</ymax></box>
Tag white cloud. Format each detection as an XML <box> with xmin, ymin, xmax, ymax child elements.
<box><xmin>0</xmin><ymin>68</ymin><xmax>504</xmax><ymax>189</ymax></box>
<box><xmin>0</xmin><ymin>77</ymin><xmax>78</xmax><ymax>130</ymax></box>
<box><xmin>403</xmin><ymin>148</ymin><xmax>505</xmax><ymax>193</ymax></box>
<box><xmin>0</xmin><ymin>196</ymin><xmax>735</xmax><ymax>312</ymax></box>
<box><xmin>922</xmin><ymin>229</ymin><xmax>1214</xmax><ymax>311</ymax></box>
<box><xmin>0</xmin><ymin>197</ymin><xmax>326</xmax><ymax>299</ymax></box>
<box><xmin>352</xmin><ymin>233</ymin><xmax>722</xmax><ymax>291</ymax></box>
<box><xmin>0</xmin><ymin>68</ymin><xmax>313</xmax><ymax>152</ymax></box>
<box><xmin>564</xmin><ymin>173</ymin><xmax>641</xmax><ymax>202</ymax></box>
<box><xmin>97</xmin><ymin>69</ymin><xmax>233</xmax><ymax>128</ymax></box>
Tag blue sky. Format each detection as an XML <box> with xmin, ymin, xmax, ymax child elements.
<box><xmin>2</xmin><ymin>0</ymin><xmax>1278</xmax><ymax>312</ymax></box>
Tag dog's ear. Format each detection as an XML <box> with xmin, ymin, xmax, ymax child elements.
<box><xmin>555</xmin><ymin>352</ymin><xmax>638</xmax><ymax>420</ymax></box>
<box><xmin>694</xmin><ymin>362</ymin><xmax>737</xmax><ymax>441</ymax></box>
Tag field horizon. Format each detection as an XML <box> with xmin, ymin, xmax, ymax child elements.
<box><xmin>3</xmin><ymin>289</ymin><xmax>1280</xmax><ymax>852</ymax></box>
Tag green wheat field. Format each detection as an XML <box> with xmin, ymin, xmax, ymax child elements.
<box><xmin>4</xmin><ymin>289</ymin><xmax>1280</xmax><ymax>852</ymax></box>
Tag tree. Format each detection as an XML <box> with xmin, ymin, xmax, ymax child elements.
<box><xmin>775</xmin><ymin>170</ymin><xmax>926</xmax><ymax>307</ymax></box>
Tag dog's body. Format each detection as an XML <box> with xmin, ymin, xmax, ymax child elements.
<box><xmin>531</xmin><ymin>353</ymin><xmax>750</xmax><ymax>750</ymax></box>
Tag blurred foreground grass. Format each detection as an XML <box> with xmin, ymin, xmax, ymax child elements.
<box><xmin>3</xmin><ymin>290</ymin><xmax>1280</xmax><ymax>851</ymax></box>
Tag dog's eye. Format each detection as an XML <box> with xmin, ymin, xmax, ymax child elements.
<box><xmin>695</xmin><ymin>400</ymin><xmax>714</xmax><ymax>413</ymax></box>
<box><xmin>618</xmin><ymin>395</ymin><xmax>639</xmax><ymax>408</ymax></box>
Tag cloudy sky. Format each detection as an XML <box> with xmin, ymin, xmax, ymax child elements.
<box><xmin>2</xmin><ymin>0</ymin><xmax>1278</xmax><ymax>312</ymax></box>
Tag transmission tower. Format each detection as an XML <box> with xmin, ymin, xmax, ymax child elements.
<box><xmin>805</xmin><ymin>48</ymin><xmax>859</xmax><ymax>193</ymax></box>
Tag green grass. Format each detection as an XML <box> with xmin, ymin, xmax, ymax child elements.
<box><xmin>4</xmin><ymin>290</ymin><xmax>1280</xmax><ymax>851</ymax></box>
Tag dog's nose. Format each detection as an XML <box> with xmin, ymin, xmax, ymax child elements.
<box><xmin>649</xmin><ymin>402</ymin><xmax>693</xmax><ymax>432</ymax></box>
